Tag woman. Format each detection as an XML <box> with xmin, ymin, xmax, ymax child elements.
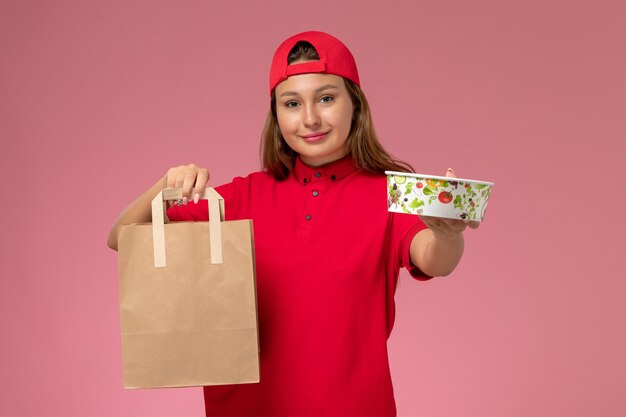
<box><xmin>108</xmin><ymin>30</ymin><xmax>477</xmax><ymax>417</ymax></box>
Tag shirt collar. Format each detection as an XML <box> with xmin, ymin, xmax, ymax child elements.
<box><xmin>293</xmin><ymin>154</ymin><xmax>358</xmax><ymax>186</ymax></box>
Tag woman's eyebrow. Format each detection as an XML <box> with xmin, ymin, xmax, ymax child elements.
<box><xmin>279</xmin><ymin>84</ymin><xmax>338</xmax><ymax>97</ymax></box>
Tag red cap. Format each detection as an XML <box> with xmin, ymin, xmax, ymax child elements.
<box><xmin>269</xmin><ymin>31</ymin><xmax>361</xmax><ymax>96</ymax></box>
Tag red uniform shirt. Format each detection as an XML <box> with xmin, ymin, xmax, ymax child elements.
<box><xmin>167</xmin><ymin>155</ymin><xmax>430</xmax><ymax>417</ymax></box>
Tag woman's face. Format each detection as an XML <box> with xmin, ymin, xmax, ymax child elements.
<box><xmin>275</xmin><ymin>72</ymin><xmax>354</xmax><ymax>167</ymax></box>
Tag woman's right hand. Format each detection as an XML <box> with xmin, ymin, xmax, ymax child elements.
<box><xmin>165</xmin><ymin>163</ymin><xmax>210</xmax><ymax>205</ymax></box>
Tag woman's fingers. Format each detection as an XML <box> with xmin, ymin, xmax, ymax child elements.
<box><xmin>446</xmin><ymin>168</ymin><xmax>456</xmax><ymax>178</ymax></box>
<box><xmin>420</xmin><ymin>215</ymin><xmax>472</xmax><ymax>238</ymax></box>
<box><xmin>164</xmin><ymin>163</ymin><xmax>209</xmax><ymax>205</ymax></box>
<box><xmin>441</xmin><ymin>218</ymin><xmax>467</xmax><ymax>234</ymax></box>
<box><xmin>421</xmin><ymin>215</ymin><xmax>459</xmax><ymax>233</ymax></box>
<box><xmin>174</xmin><ymin>171</ymin><xmax>186</xmax><ymax>189</ymax></box>
<box><xmin>193</xmin><ymin>168</ymin><xmax>210</xmax><ymax>203</ymax></box>
<box><xmin>166</xmin><ymin>165</ymin><xmax>189</xmax><ymax>189</ymax></box>
<box><xmin>166</xmin><ymin>166</ymin><xmax>179</xmax><ymax>188</ymax></box>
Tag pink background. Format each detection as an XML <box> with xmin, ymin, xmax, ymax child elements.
<box><xmin>1</xmin><ymin>0</ymin><xmax>625</xmax><ymax>416</ymax></box>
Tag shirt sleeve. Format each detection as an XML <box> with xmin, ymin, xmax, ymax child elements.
<box><xmin>392</xmin><ymin>212</ymin><xmax>433</xmax><ymax>281</ymax></box>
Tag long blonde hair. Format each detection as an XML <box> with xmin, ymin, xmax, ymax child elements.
<box><xmin>261</xmin><ymin>41</ymin><xmax>413</xmax><ymax>180</ymax></box>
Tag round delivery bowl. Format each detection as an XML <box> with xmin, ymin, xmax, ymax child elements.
<box><xmin>385</xmin><ymin>171</ymin><xmax>494</xmax><ymax>222</ymax></box>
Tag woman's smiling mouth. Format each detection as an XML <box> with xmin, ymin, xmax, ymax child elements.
<box><xmin>301</xmin><ymin>131</ymin><xmax>328</xmax><ymax>142</ymax></box>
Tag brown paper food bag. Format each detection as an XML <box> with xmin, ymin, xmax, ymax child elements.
<box><xmin>117</xmin><ymin>188</ymin><xmax>259</xmax><ymax>389</ymax></box>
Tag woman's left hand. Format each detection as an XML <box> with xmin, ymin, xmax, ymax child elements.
<box><xmin>418</xmin><ymin>168</ymin><xmax>480</xmax><ymax>239</ymax></box>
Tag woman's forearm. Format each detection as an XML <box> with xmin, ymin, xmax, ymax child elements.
<box><xmin>410</xmin><ymin>228</ymin><xmax>465</xmax><ymax>277</ymax></box>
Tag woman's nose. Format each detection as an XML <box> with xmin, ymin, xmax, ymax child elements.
<box><xmin>303</xmin><ymin>104</ymin><xmax>321</xmax><ymax>128</ymax></box>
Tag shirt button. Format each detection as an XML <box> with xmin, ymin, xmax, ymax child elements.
<box><xmin>305</xmin><ymin>214</ymin><xmax>312</xmax><ymax>220</ymax></box>
<box><xmin>312</xmin><ymin>190</ymin><xmax>319</xmax><ymax>197</ymax></box>
<box><xmin>314</xmin><ymin>172</ymin><xmax>321</xmax><ymax>178</ymax></box>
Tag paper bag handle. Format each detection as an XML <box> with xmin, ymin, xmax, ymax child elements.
<box><xmin>151</xmin><ymin>187</ymin><xmax>225</xmax><ymax>267</ymax></box>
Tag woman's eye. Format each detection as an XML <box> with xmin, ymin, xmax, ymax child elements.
<box><xmin>285</xmin><ymin>101</ymin><xmax>299</xmax><ymax>108</ymax></box>
<box><xmin>320</xmin><ymin>96</ymin><xmax>334</xmax><ymax>103</ymax></box>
